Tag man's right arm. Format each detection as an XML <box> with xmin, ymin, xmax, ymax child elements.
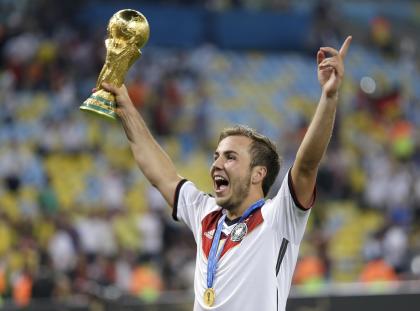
<box><xmin>102</xmin><ymin>83</ymin><xmax>183</xmax><ymax>207</ymax></box>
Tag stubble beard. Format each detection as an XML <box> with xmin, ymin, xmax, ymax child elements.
<box><xmin>216</xmin><ymin>172</ymin><xmax>252</xmax><ymax>213</ymax></box>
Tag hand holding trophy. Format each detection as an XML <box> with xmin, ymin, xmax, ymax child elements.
<box><xmin>80</xmin><ymin>9</ymin><xmax>150</xmax><ymax>120</ymax></box>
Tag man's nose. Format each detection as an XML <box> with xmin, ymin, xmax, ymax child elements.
<box><xmin>212</xmin><ymin>157</ymin><xmax>224</xmax><ymax>170</ymax></box>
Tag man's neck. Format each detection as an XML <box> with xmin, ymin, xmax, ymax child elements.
<box><xmin>226</xmin><ymin>195</ymin><xmax>264</xmax><ymax>220</ymax></box>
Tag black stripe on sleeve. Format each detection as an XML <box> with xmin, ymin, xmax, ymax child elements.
<box><xmin>172</xmin><ymin>179</ymin><xmax>188</xmax><ymax>221</ymax></box>
<box><xmin>287</xmin><ymin>169</ymin><xmax>316</xmax><ymax>211</ymax></box>
<box><xmin>275</xmin><ymin>238</ymin><xmax>289</xmax><ymax>276</ymax></box>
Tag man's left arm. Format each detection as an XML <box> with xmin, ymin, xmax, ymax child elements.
<box><xmin>291</xmin><ymin>36</ymin><xmax>352</xmax><ymax>208</ymax></box>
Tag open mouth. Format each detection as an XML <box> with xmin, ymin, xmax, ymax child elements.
<box><xmin>214</xmin><ymin>175</ymin><xmax>229</xmax><ymax>194</ymax></box>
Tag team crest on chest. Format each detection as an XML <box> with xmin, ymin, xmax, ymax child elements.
<box><xmin>230</xmin><ymin>223</ymin><xmax>248</xmax><ymax>242</ymax></box>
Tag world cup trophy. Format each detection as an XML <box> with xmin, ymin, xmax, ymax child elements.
<box><xmin>80</xmin><ymin>9</ymin><xmax>150</xmax><ymax>120</ymax></box>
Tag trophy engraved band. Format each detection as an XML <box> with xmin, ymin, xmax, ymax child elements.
<box><xmin>80</xmin><ymin>9</ymin><xmax>150</xmax><ymax>120</ymax></box>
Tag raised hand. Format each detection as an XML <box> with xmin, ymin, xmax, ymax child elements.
<box><xmin>101</xmin><ymin>82</ymin><xmax>136</xmax><ymax>117</ymax></box>
<box><xmin>317</xmin><ymin>36</ymin><xmax>352</xmax><ymax>97</ymax></box>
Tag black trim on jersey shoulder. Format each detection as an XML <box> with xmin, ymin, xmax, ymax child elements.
<box><xmin>224</xmin><ymin>216</ymin><xmax>241</xmax><ymax>226</ymax></box>
<box><xmin>275</xmin><ymin>238</ymin><xmax>289</xmax><ymax>276</ymax></box>
<box><xmin>287</xmin><ymin>168</ymin><xmax>315</xmax><ymax>211</ymax></box>
<box><xmin>172</xmin><ymin>179</ymin><xmax>188</xmax><ymax>221</ymax></box>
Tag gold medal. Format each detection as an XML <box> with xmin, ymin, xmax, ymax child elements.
<box><xmin>203</xmin><ymin>288</ymin><xmax>215</xmax><ymax>307</ymax></box>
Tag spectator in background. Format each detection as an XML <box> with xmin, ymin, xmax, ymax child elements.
<box><xmin>127</xmin><ymin>77</ymin><xmax>149</xmax><ymax>110</ymax></box>
<box><xmin>307</xmin><ymin>0</ymin><xmax>342</xmax><ymax>54</ymax></box>
<box><xmin>130</xmin><ymin>259</ymin><xmax>163</xmax><ymax>303</ymax></box>
<box><xmin>48</xmin><ymin>223</ymin><xmax>77</xmax><ymax>273</ymax></box>
<box><xmin>370</xmin><ymin>16</ymin><xmax>395</xmax><ymax>56</ymax></box>
<box><xmin>360</xmin><ymin>258</ymin><xmax>398</xmax><ymax>283</ymax></box>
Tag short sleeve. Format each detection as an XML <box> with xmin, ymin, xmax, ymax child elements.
<box><xmin>261</xmin><ymin>168</ymin><xmax>314</xmax><ymax>244</ymax></box>
<box><xmin>172</xmin><ymin>180</ymin><xmax>219</xmax><ymax>240</ymax></box>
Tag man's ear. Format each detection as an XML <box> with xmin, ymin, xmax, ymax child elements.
<box><xmin>251</xmin><ymin>166</ymin><xmax>267</xmax><ymax>184</ymax></box>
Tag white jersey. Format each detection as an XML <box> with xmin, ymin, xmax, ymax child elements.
<box><xmin>173</xmin><ymin>169</ymin><xmax>313</xmax><ymax>311</ymax></box>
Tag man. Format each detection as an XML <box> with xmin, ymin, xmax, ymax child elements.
<box><xmin>101</xmin><ymin>36</ymin><xmax>352</xmax><ymax>311</ymax></box>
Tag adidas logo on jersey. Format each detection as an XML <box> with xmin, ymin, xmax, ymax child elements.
<box><xmin>204</xmin><ymin>228</ymin><xmax>215</xmax><ymax>239</ymax></box>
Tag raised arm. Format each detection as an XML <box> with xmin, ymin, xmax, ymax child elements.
<box><xmin>291</xmin><ymin>36</ymin><xmax>352</xmax><ymax>208</ymax></box>
<box><xmin>102</xmin><ymin>83</ymin><xmax>183</xmax><ymax>207</ymax></box>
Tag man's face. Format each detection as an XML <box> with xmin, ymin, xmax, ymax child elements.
<box><xmin>210</xmin><ymin>135</ymin><xmax>253</xmax><ymax>211</ymax></box>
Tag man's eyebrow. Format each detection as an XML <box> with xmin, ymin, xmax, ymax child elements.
<box><xmin>224</xmin><ymin>150</ymin><xmax>238</xmax><ymax>155</ymax></box>
<box><xmin>214</xmin><ymin>150</ymin><xmax>239</xmax><ymax>156</ymax></box>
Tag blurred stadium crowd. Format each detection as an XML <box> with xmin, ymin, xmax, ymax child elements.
<box><xmin>99</xmin><ymin>0</ymin><xmax>300</xmax><ymax>11</ymax></box>
<box><xmin>0</xmin><ymin>0</ymin><xmax>420</xmax><ymax>308</ymax></box>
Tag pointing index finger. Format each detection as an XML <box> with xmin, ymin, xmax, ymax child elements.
<box><xmin>339</xmin><ymin>36</ymin><xmax>352</xmax><ymax>58</ymax></box>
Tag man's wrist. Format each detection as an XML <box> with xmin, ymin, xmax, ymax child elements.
<box><xmin>117</xmin><ymin>105</ymin><xmax>138</xmax><ymax>121</ymax></box>
<box><xmin>323</xmin><ymin>89</ymin><xmax>339</xmax><ymax>101</ymax></box>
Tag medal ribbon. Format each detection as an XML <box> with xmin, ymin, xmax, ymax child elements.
<box><xmin>206</xmin><ymin>199</ymin><xmax>265</xmax><ymax>289</ymax></box>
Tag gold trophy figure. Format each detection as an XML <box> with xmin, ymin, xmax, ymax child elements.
<box><xmin>80</xmin><ymin>9</ymin><xmax>150</xmax><ymax>120</ymax></box>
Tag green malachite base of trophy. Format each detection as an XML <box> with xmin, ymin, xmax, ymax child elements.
<box><xmin>80</xmin><ymin>89</ymin><xmax>118</xmax><ymax>120</ymax></box>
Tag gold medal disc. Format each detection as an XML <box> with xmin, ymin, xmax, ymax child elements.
<box><xmin>204</xmin><ymin>288</ymin><xmax>215</xmax><ymax>307</ymax></box>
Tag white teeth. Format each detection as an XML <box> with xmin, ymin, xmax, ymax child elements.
<box><xmin>214</xmin><ymin>176</ymin><xmax>226</xmax><ymax>181</ymax></box>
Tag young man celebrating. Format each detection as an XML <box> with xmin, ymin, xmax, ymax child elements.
<box><xmin>102</xmin><ymin>36</ymin><xmax>352</xmax><ymax>310</ymax></box>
